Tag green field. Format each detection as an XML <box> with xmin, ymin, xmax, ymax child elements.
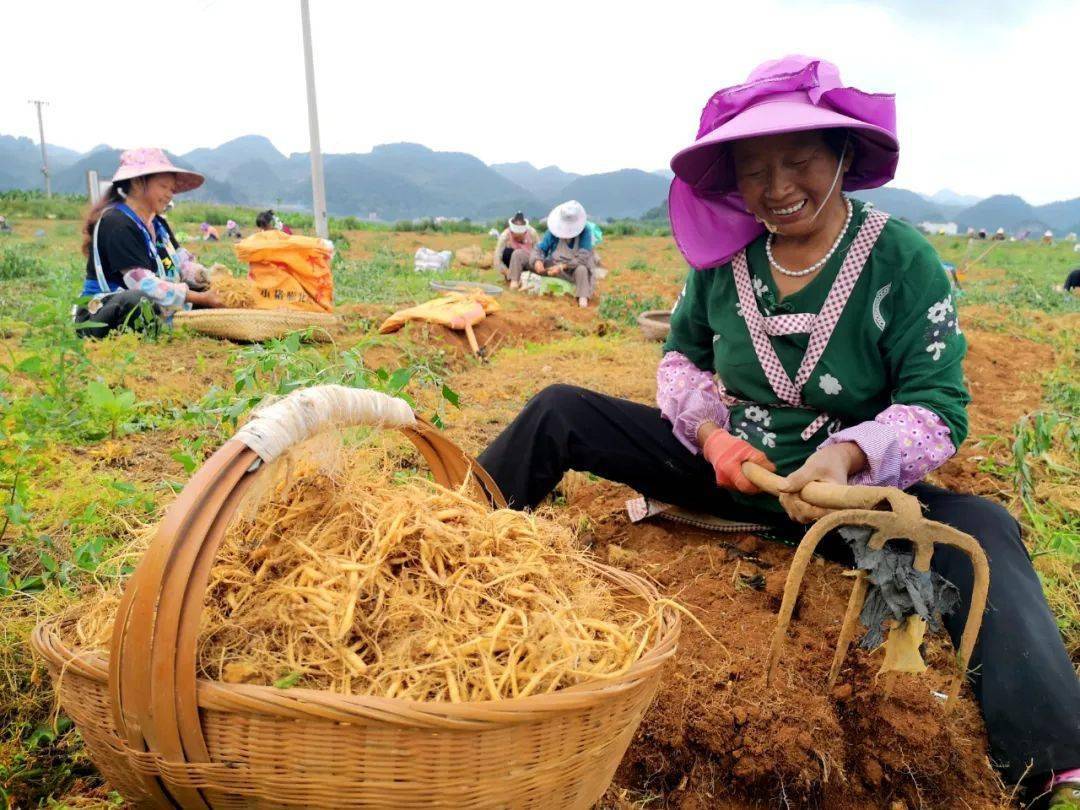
<box><xmin>0</xmin><ymin>192</ymin><xmax>1077</xmax><ymax>807</ymax></box>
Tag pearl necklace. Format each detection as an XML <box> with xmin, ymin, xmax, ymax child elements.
<box><xmin>765</xmin><ymin>196</ymin><xmax>853</xmax><ymax>278</ymax></box>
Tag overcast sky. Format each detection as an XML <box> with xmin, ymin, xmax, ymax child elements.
<box><xmin>1</xmin><ymin>0</ymin><xmax>1076</xmax><ymax>203</ymax></box>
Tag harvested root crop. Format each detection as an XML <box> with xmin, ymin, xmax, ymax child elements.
<box><xmin>209</xmin><ymin>264</ymin><xmax>257</xmax><ymax>309</ymax></box>
<box><xmin>64</xmin><ymin>441</ymin><xmax>666</xmax><ymax>702</ymax></box>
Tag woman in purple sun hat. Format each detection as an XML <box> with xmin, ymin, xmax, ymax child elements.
<box><xmin>478</xmin><ymin>55</ymin><xmax>1080</xmax><ymax>800</ymax></box>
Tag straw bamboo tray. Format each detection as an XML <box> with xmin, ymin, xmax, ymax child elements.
<box><xmin>32</xmin><ymin>386</ymin><xmax>679</xmax><ymax>809</ymax></box>
<box><xmin>174</xmin><ymin>307</ymin><xmax>339</xmax><ymax>342</ymax></box>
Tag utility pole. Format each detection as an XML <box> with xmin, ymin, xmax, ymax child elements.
<box><xmin>300</xmin><ymin>0</ymin><xmax>328</xmax><ymax>238</ymax></box>
<box><xmin>29</xmin><ymin>100</ymin><xmax>51</xmax><ymax>198</ymax></box>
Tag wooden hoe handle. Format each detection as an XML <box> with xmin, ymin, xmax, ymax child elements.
<box><xmin>741</xmin><ymin>461</ymin><xmax>922</xmax><ymax>520</ymax></box>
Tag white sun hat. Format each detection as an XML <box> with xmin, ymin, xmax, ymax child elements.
<box><xmin>547</xmin><ymin>200</ymin><xmax>587</xmax><ymax>239</ymax></box>
<box><xmin>508</xmin><ymin>211</ymin><xmax>530</xmax><ymax>235</ymax></box>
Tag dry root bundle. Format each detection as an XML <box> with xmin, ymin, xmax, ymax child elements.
<box><xmin>209</xmin><ymin>264</ymin><xmax>257</xmax><ymax>309</ymax></box>
<box><xmin>65</xmin><ymin>443</ymin><xmax>662</xmax><ymax>702</ymax></box>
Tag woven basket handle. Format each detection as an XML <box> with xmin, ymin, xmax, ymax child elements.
<box><xmin>109</xmin><ymin>385</ymin><xmax>505</xmax><ymax>809</ymax></box>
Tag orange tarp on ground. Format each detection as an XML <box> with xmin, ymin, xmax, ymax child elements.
<box><xmin>379</xmin><ymin>292</ymin><xmax>500</xmax><ymax>334</ymax></box>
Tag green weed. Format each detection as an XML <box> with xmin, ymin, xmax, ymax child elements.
<box><xmin>0</xmin><ymin>243</ymin><xmax>49</xmax><ymax>281</ymax></box>
<box><xmin>598</xmin><ymin>288</ymin><xmax>667</xmax><ymax>327</ymax></box>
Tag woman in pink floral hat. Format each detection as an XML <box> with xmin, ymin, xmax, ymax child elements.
<box><xmin>75</xmin><ymin>147</ymin><xmax>224</xmax><ymax>337</ymax></box>
<box><xmin>479</xmin><ymin>56</ymin><xmax>1079</xmax><ymax>801</ymax></box>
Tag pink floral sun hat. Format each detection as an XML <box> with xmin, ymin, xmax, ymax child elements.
<box><xmin>110</xmin><ymin>147</ymin><xmax>204</xmax><ymax>193</ymax></box>
<box><xmin>668</xmin><ymin>55</ymin><xmax>899</xmax><ymax>270</ymax></box>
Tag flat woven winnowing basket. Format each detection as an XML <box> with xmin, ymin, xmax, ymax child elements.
<box><xmin>32</xmin><ymin>385</ymin><xmax>679</xmax><ymax>809</ymax></box>
<box><xmin>174</xmin><ymin>307</ymin><xmax>339</xmax><ymax>342</ymax></box>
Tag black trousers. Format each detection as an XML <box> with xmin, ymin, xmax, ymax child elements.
<box><xmin>478</xmin><ymin>384</ymin><xmax>1080</xmax><ymax>783</ymax></box>
<box><xmin>73</xmin><ymin>290</ymin><xmax>161</xmax><ymax>339</ymax></box>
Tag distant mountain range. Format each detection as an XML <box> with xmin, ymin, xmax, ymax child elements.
<box><xmin>928</xmin><ymin>188</ymin><xmax>982</xmax><ymax>208</ymax></box>
<box><xmin>853</xmin><ymin>188</ymin><xmax>1080</xmax><ymax>235</ymax></box>
<box><xmin>0</xmin><ymin>134</ymin><xmax>670</xmax><ymax>222</ymax></box>
<box><xmin>1</xmin><ymin>133</ymin><xmax>1077</xmax><ymax>234</ymax></box>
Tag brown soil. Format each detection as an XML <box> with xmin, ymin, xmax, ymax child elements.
<box><xmin>441</xmin><ymin>333</ymin><xmax>658</xmax><ymax>454</ymax></box>
<box><xmin>929</xmin><ymin>328</ymin><xmax>1052</xmax><ymax>497</ymax></box>
<box><xmin>85</xmin><ymin>426</ymin><xmax>191</xmax><ymax>486</ymax></box>
<box><xmin>568</xmin><ymin>481</ymin><xmax>1007</xmax><ymax>809</ymax></box>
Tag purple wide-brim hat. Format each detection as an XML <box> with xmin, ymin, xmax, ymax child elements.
<box><xmin>669</xmin><ymin>55</ymin><xmax>899</xmax><ymax>270</ymax></box>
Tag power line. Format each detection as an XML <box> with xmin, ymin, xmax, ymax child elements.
<box><xmin>28</xmin><ymin>99</ymin><xmax>51</xmax><ymax>198</ymax></box>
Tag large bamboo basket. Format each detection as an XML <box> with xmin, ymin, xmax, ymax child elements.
<box><xmin>32</xmin><ymin>386</ymin><xmax>680</xmax><ymax>809</ymax></box>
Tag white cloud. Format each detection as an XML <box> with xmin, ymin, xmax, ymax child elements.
<box><xmin>1</xmin><ymin>0</ymin><xmax>1076</xmax><ymax>203</ymax></box>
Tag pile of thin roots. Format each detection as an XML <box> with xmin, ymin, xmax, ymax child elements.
<box><xmin>209</xmin><ymin>264</ymin><xmax>257</xmax><ymax>309</ymax></box>
<box><xmin>63</xmin><ymin>442</ymin><xmax>666</xmax><ymax>702</ymax></box>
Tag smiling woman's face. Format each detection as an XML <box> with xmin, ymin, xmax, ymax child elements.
<box><xmin>139</xmin><ymin>173</ymin><xmax>177</xmax><ymax>214</ymax></box>
<box><xmin>731</xmin><ymin>130</ymin><xmax>851</xmax><ymax>239</ymax></box>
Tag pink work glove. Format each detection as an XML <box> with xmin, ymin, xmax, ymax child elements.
<box><xmin>702</xmin><ymin>430</ymin><xmax>776</xmax><ymax>494</ymax></box>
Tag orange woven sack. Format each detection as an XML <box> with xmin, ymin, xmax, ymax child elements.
<box><xmin>234</xmin><ymin>230</ymin><xmax>334</xmax><ymax>313</ymax></box>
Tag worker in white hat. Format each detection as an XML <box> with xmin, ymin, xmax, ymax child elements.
<box><xmin>531</xmin><ymin>200</ymin><xmax>598</xmax><ymax>307</ymax></box>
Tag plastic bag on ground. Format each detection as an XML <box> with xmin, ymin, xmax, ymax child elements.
<box><xmin>520</xmin><ymin>271</ymin><xmax>575</xmax><ymax>297</ymax></box>
<box><xmin>414</xmin><ymin>247</ymin><xmax>453</xmax><ymax>272</ymax></box>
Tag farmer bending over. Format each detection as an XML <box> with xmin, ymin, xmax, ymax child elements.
<box><xmin>74</xmin><ymin>148</ymin><xmax>223</xmax><ymax>338</ymax></box>
<box><xmin>480</xmin><ymin>56</ymin><xmax>1080</xmax><ymax>803</ymax></box>
<box><xmin>530</xmin><ymin>200</ymin><xmax>598</xmax><ymax>308</ymax></box>
<box><xmin>495</xmin><ymin>211</ymin><xmax>539</xmax><ymax>287</ymax></box>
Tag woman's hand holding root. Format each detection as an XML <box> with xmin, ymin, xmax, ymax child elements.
<box><xmin>777</xmin><ymin>442</ymin><xmax>867</xmax><ymax>523</ymax></box>
<box><xmin>187</xmin><ymin>288</ymin><xmax>224</xmax><ymax>308</ymax></box>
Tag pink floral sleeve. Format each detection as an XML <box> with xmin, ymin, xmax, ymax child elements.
<box><xmin>122</xmin><ymin>268</ymin><xmax>189</xmax><ymax>310</ymax></box>
<box><xmin>656</xmin><ymin>351</ymin><xmax>729</xmax><ymax>454</ymax></box>
<box><xmin>819</xmin><ymin>404</ymin><xmax>956</xmax><ymax>489</ymax></box>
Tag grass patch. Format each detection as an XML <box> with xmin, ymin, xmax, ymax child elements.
<box><xmin>333</xmin><ymin>243</ymin><xmax>497</xmax><ymax>305</ymax></box>
<box><xmin>598</xmin><ymin>287</ymin><xmax>667</xmax><ymax>327</ymax></box>
<box><xmin>0</xmin><ymin>242</ymin><xmax>50</xmax><ymax>281</ymax></box>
